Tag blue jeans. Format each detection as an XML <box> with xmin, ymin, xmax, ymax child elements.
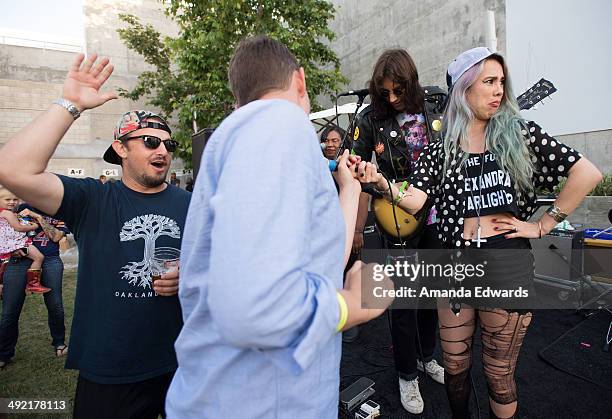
<box><xmin>0</xmin><ymin>255</ymin><xmax>66</xmax><ymax>361</ymax></box>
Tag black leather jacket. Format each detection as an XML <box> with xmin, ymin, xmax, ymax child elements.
<box><xmin>352</xmin><ymin>86</ymin><xmax>446</xmax><ymax>181</ymax></box>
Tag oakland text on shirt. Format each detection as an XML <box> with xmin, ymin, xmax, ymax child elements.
<box><xmin>114</xmin><ymin>290</ymin><xmax>158</xmax><ymax>299</ymax></box>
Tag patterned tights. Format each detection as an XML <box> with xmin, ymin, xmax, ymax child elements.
<box><xmin>438</xmin><ymin>306</ymin><xmax>532</xmax><ymax>419</ymax></box>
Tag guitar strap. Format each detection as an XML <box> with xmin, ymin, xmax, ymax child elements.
<box><xmin>374</xmin><ymin>120</ymin><xmax>410</xmax><ymax>181</ymax></box>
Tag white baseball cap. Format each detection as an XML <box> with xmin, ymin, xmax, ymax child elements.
<box><xmin>446</xmin><ymin>47</ymin><xmax>502</xmax><ymax>89</ymax></box>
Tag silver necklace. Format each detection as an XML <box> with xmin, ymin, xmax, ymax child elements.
<box><xmin>464</xmin><ymin>149</ymin><xmax>487</xmax><ymax>248</ymax></box>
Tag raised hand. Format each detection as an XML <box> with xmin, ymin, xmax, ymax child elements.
<box><xmin>356</xmin><ymin>161</ymin><xmax>385</xmax><ymax>187</ymax></box>
<box><xmin>333</xmin><ymin>149</ymin><xmax>361</xmax><ymax>191</ymax></box>
<box><xmin>62</xmin><ymin>53</ymin><xmax>118</xmax><ymax>111</ymax></box>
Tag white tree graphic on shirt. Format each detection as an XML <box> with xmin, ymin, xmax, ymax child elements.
<box><xmin>119</xmin><ymin>214</ymin><xmax>181</xmax><ymax>289</ymax></box>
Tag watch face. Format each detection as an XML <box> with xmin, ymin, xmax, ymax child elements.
<box><xmin>67</xmin><ymin>103</ymin><xmax>80</xmax><ymax>118</ymax></box>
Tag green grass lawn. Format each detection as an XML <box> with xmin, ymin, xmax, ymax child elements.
<box><xmin>0</xmin><ymin>269</ymin><xmax>77</xmax><ymax>418</ymax></box>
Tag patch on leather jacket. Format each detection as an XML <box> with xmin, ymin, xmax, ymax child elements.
<box><xmin>374</xmin><ymin>142</ymin><xmax>385</xmax><ymax>155</ymax></box>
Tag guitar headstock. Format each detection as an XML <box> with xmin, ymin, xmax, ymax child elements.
<box><xmin>517</xmin><ymin>78</ymin><xmax>557</xmax><ymax>110</ymax></box>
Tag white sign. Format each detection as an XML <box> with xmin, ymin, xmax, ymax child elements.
<box><xmin>181</xmin><ymin>169</ymin><xmax>193</xmax><ymax>175</ymax></box>
<box><xmin>68</xmin><ymin>168</ymin><xmax>85</xmax><ymax>176</ymax></box>
<box><xmin>102</xmin><ymin>169</ymin><xmax>119</xmax><ymax>176</ymax></box>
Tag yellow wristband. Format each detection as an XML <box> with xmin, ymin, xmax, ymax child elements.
<box><xmin>335</xmin><ymin>292</ymin><xmax>349</xmax><ymax>333</ymax></box>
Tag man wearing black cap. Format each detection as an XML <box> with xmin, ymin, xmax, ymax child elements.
<box><xmin>0</xmin><ymin>53</ymin><xmax>190</xmax><ymax>418</ymax></box>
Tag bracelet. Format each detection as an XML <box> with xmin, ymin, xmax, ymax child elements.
<box><xmin>335</xmin><ymin>292</ymin><xmax>349</xmax><ymax>333</ymax></box>
<box><xmin>393</xmin><ymin>190</ymin><xmax>405</xmax><ymax>205</ymax></box>
<box><xmin>52</xmin><ymin>98</ymin><xmax>81</xmax><ymax>120</ymax></box>
<box><xmin>546</xmin><ymin>205</ymin><xmax>568</xmax><ymax>223</ymax></box>
<box><xmin>393</xmin><ymin>181</ymin><xmax>408</xmax><ymax>205</ymax></box>
<box><xmin>537</xmin><ymin>220</ymin><xmax>543</xmax><ymax>239</ymax></box>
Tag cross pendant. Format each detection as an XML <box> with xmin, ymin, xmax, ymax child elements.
<box><xmin>471</xmin><ymin>226</ymin><xmax>487</xmax><ymax>248</ymax></box>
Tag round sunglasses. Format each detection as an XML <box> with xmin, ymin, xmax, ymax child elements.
<box><xmin>380</xmin><ymin>87</ymin><xmax>405</xmax><ymax>98</ymax></box>
<box><xmin>122</xmin><ymin>135</ymin><xmax>179</xmax><ymax>152</ymax></box>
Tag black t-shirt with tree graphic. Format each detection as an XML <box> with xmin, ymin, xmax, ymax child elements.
<box><xmin>55</xmin><ymin>175</ymin><xmax>190</xmax><ymax>384</ymax></box>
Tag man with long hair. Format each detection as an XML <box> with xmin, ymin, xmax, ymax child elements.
<box><xmin>352</xmin><ymin>49</ymin><xmax>447</xmax><ymax>414</ymax></box>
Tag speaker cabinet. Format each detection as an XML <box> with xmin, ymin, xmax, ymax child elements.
<box><xmin>191</xmin><ymin>128</ymin><xmax>215</xmax><ymax>179</ymax></box>
<box><xmin>531</xmin><ymin>229</ymin><xmax>584</xmax><ymax>287</ymax></box>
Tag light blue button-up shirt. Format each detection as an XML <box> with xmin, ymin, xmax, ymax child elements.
<box><xmin>166</xmin><ymin>99</ymin><xmax>345</xmax><ymax>418</ymax></box>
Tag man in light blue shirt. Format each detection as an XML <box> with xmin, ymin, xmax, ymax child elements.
<box><xmin>165</xmin><ymin>36</ymin><xmax>392</xmax><ymax>418</ymax></box>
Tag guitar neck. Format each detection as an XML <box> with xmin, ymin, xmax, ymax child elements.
<box><xmin>516</xmin><ymin>78</ymin><xmax>557</xmax><ymax>110</ymax></box>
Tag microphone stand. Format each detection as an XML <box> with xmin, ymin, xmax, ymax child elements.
<box><xmin>328</xmin><ymin>92</ymin><xmax>368</xmax><ymax>172</ymax></box>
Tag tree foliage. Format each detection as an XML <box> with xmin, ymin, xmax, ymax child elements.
<box><xmin>117</xmin><ymin>0</ymin><xmax>346</xmax><ymax>164</ymax></box>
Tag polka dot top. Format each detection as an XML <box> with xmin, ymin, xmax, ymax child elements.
<box><xmin>409</xmin><ymin>121</ymin><xmax>582</xmax><ymax>248</ymax></box>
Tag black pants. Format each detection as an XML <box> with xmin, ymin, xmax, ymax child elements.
<box><xmin>392</xmin><ymin>307</ymin><xmax>438</xmax><ymax>379</ymax></box>
<box><xmin>73</xmin><ymin>372</ymin><xmax>174</xmax><ymax>419</ymax></box>
<box><xmin>389</xmin><ymin>224</ymin><xmax>441</xmax><ymax>379</ymax></box>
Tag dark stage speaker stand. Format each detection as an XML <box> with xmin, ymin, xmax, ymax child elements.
<box><xmin>191</xmin><ymin>127</ymin><xmax>215</xmax><ymax>180</ymax></box>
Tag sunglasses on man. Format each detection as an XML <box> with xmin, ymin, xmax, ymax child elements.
<box><xmin>380</xmin><ymin>87</ymin><xmax>405</xmax><ymax>98</ymax></box>
<box><xmin>122</xmin><ymin>135</ymin><xmax>179</xmax><ymax>152</ymax></box>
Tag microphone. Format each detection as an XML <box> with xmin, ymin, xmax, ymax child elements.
<box><xmin>337</xmin><ymin>88</ymin><xmax>369</xmax><ymax>98</ymax></box>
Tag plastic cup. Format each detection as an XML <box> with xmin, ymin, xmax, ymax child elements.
<box><xmin>151</xmin><ymin>247</ymin><xmax>180</xmax><ymax>285</ymax></box>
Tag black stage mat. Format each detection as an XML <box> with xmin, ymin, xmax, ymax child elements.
<box><xmin>539</xmin><ymin>310</ymin><xmax>612</xmax><ymax>391</ymax></box>
<box><xmin>340</xmin><ymin>309</ymin><xmax>611</xmax><ymax>418</ymax></box>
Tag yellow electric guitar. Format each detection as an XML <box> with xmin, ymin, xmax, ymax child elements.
<box><xmin>372</xmin><ymin>182</ymin><xmax>429</xmax><ymax>241</ymax></box>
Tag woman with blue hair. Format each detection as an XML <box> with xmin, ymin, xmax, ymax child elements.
<box><xmin>355</xmin><ymin>47</ymin><xmax>602</xmax><ymax>418</ymax></box>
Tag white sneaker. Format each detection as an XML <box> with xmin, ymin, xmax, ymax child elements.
<box><xmin>417</xmin><ymin>359</ymin><xmax>445</xmax><ymax>384</ymax></box>
<box><xmin>399</xmin><ymin>377</ymin><xmax>424</xmax><ymax>414</ymax></box>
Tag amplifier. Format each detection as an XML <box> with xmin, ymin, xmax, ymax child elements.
<box><xmin>191</xmin><ymin>128</ymin><xmax>215</xmax><ymax>179</ymax></box>
<box><xmin>531</xmin><ymin>229</ymin><xmax>584</xmax><ymax>287</ymax></box>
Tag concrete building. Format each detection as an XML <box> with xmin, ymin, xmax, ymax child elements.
<box><xmin>0</xmin><ymin>0</ymin><xmax>188</xmax><ymax>183</ymax></box>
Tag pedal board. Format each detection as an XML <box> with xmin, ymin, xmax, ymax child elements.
<box><xmin>339</xmin><ymin>377</ymin><xmax>375</xmax><ymax>413</ymax></box>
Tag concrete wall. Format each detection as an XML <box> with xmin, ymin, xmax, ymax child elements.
<box><xmin>555</xmin><ymin>130</ymin><xmax>612</xmax><ymax>176</ymax></box>
<box><xmin>329</xmin><ymin>0</ymin><xmax>505</xmax><ymax>94</ymax></box>
<box><xmin>0</xmin><ymin>0</ymin><xmax>188</xmax><ymax>181</ymax></box>
<box><xmin>327</xmin><ymin>0</ymin><xmax>611</xmax><ymax>175</ymax></box>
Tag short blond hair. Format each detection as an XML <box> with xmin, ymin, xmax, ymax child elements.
<box><xmin>0</xmin><ymin>186</ymin><xmax>17</xmax><ymax>200</ymax></box>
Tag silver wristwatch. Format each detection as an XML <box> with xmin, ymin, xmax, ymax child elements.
<box><xmin>52</xmin><ymin>98</ymin><xmax>81</xmax><ymax>120</ymax></box>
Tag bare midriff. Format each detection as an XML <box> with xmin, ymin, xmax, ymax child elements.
<box><xmin>463</xmin><ymin>211</ymin><xmax>515</xmax><ymax>240</ymax></box>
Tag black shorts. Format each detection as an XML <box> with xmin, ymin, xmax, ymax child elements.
<box><xmin>451</xmin><ymin>233</ymin><xmax>535</xmax><ymax>314</ymax></box>
<box><xmin>73</xmin><ymin>372</ymin><xmax>174</xmax><ymax>419</ymax></box>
